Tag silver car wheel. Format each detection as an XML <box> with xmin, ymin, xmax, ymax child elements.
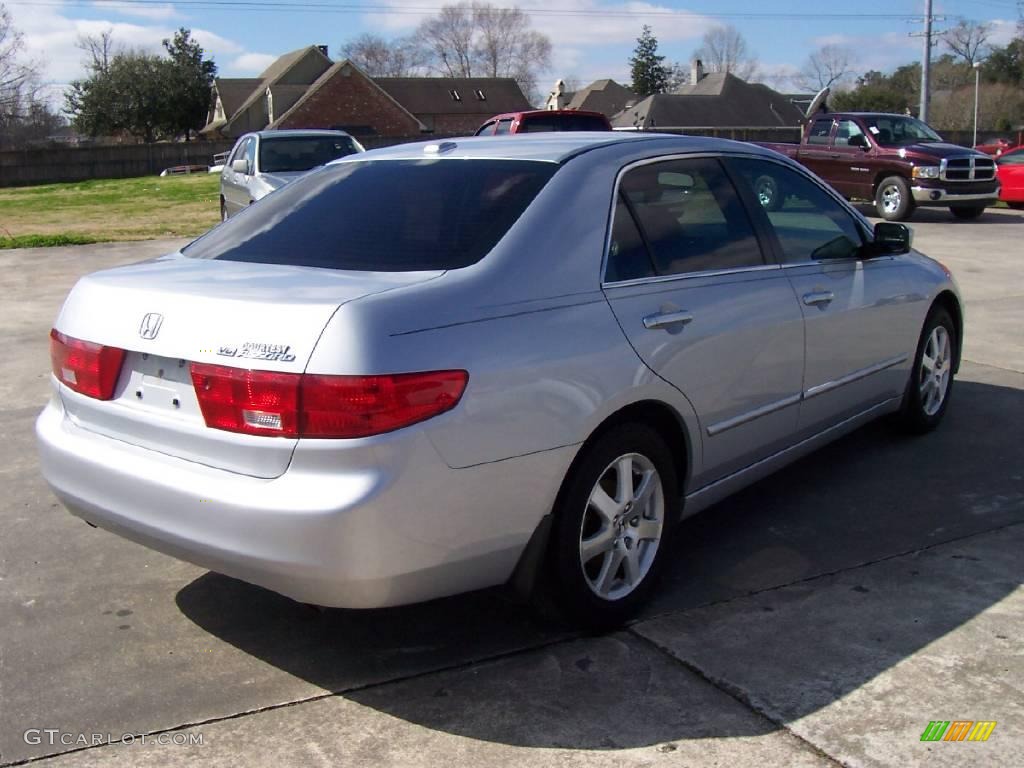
<box><xmin>918</xmin><ymin>326</ymin><xmax>951</xmax><ymax>416</ymax></box>
<box><xmin>881</xmin><ymin>184</ymin><xmax>902</xmax><ymax>215</ymax></box>
<box><xmin>579</xmin><ymin>453</ymin><xmax>664</xmax><ymax>601</ymax></box>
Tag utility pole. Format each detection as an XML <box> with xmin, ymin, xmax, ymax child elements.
<box><xmin>920</xmin><ymin>0</ymin><xmax>933</xmax><ymax>121</ymax></box>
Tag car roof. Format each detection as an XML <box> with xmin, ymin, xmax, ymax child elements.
<box><xmin>338</xmin><ymin>132</ymin><xmax>780</xmax><ymax>165</ymax></box>
<box><xmin>250</xmin><ymin>129</ymin><xmax>354</xmax><ymax>139</ymax></box>
<box><xmin>485</xmin><ymin>109</ymin><xmax>608</xmax><ymax>120</ymax></box>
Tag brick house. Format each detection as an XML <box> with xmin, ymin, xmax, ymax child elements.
<box><xmin>202</xmin><ymin>46</ymin><xmax>530</xmax><ymax>140</ymax></box>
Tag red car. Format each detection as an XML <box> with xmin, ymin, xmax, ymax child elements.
<box><xmin>475</xmin><ymin>109</ymin><xmax>611</xmax><ymax>136</ymax></box>
<box><xmin>995</xmin><ymin>146</ymin><xmax>1024</xmax><ymax>209</ymax></box>
<box><xmin>974</xmin><ymin>138</ymin><xmax>1015</xmax><ymax>156</ymax></box>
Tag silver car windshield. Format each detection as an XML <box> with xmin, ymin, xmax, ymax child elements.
<box><xmin>185</xmin><ymin>159</ymin><xmax>557</xmax><ymax>271</ymax></box>
<box><xmin>259</xmin><ymin>136</ymin><xmax>361</xmax><ymax>173</ymax></box>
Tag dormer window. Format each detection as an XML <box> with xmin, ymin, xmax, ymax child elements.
<box><xmin>475</xmin><ymin>89</ymin><xmax>486</xmax><ymax>101</ymax></box>
<box><xmin>449</xmin><ymin>89</ymin><xmax>462</xmax><ymax>102</ymax></box>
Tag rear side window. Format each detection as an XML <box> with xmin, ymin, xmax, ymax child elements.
<box><xmin>807</xmin><ymin>119</ymin><xmax>833</xmax><ymax>145</ymax></box>
<box><xmin>610</xmin><ymin>157</ymin><xmax>764</xmax><ymax>277</ymax></box>
<box><xmin>185</xmin><ymin>159</ymin><xmax>556</xmax><ymax>271</ymax></box>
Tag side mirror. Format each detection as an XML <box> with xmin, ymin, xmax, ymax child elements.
<box><xmin>848</xmin><ymin>133</ymin><xmax>869</xmax><ymax>150</ymax></box>
<box><xmin>864</xmin><ymin>222</ymin><xmax>912</xmax><ymax>257</ymax></box>
<box><xmin>231</xmin><ymin>158</ymin><xmax>249</xmax><ymax>174</ymax></box>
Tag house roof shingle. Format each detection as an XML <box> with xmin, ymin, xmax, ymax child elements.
<box><xmin>214</xmin><ymin>78</ymin><xmax>261</xmax><ymax>117</ymax></box>
<box><xmin>612</xmin><ymin>73</ymin><xmax>804</xmax><ymax>129</ymax></box>
<box><xmin>375</xmin><ymin>77</ymin><xmax>530</xmax><ymax>115</ymax></box>
<box><xmin>567</xmin><ymin>79</ymin><xmax>637</xmax><ymax>117</ymax></box>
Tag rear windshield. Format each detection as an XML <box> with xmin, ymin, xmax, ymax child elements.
<box><xmin>185</xmin><ymin>159</ymin><xmax>556</xmax><ymax>271</ymax></box>
<box><xmin>519</xmin><ymin>114</ymin><xmax>610</xmax><ymax>132</ymax></box>
<box><xmin>259</xmin><ymin>135</ymin><xmax>362</xmax><ymax>173</ymax></box>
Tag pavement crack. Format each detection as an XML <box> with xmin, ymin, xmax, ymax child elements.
<box><xmin>627</xmin><ymin>629</ymin><xmax>848</xmax><ymax>767</ymax></box>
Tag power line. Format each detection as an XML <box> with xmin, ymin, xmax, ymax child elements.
<box><xmin>6</xmin><ymin>0</ymin><xmax>931</xmax><ymax>19</ymax></box>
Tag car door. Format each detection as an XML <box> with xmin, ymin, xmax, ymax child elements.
<box><xmin>602</xmin><ymin>156</ymin><xmax>806</xmax><ymax>487</ymax></box>
<box><xmin>728</xmin><ymin>157</ymin><xmax>919</xmax><ymax>437</ymax></box>
<box><xmin>797</xmin><ymin>117</ymin><xmax>836</xmax><ymax>180</ymax></box>
<box><xmin>221</xmin><ymin>136</ymin><xmax>251</xmax><ymax>216</ymax></box>
<box><xmin>996</xmin><ymin>148</ymin><xmax>1024</xmax><ymax>202</ymax></box>
<box><xmin>828</xmin><ymin>118</ymin><xmax>874</xmax><ymax>200</ymax></box>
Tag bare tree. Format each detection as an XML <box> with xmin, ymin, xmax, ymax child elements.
<box><xmin>339</xmin><ymin>33</ymin><xmax>426</xmax><ymax>77</ymax></box>
<box><xmin>415</xmin><ymin>2</ymin><xmax>551</xmax><ymax>98</ymax></box>
<box><xmin>943</xmin><ymin>20</ymin><xmax>992</xmax><ymax>66</ymax></box>
<box><xmin>76</xmin><ymin>28</ymin><xmax>118</xmax><ymax>75</ymax></box>
<box><xmin>792</xmin><ymin>44</ymin><xmax>854</xmax><ymax>92</ymax></box>
<box><xmin>693</xmin><ymin>24</ymin><xmax>758</xmax><ymax>80</ymax></box>
<box><xmin>0</xmin><ymin>3</ymin><xmax>41</xmax><ymax>117</ymax></box>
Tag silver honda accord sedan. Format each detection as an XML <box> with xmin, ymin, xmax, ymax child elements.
<box><xmin>37</xmin><ymin>133</ymin><xmax>962</xmax><ymax>627</ymax></box>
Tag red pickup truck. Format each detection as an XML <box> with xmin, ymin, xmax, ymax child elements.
<box><xmin>759</xmin><ymin>110</ymin><xmax>999</xmax><ymax>221</ymax></box>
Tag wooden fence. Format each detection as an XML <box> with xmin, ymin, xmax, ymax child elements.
<box><xmin>1</xmin><ymin>127</ymin><xmax>1018</xmax><ymax>188</ymax></box>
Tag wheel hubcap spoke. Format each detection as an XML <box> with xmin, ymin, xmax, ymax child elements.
<box><xmin>919</xmin><ymin>326</ymin><xmax>951</xmax><ymax>416</ymax></box>
<box><xmin>579</xmin><ymin>452</ymin><xmax>665</xmax><ymax>601</ymax></box>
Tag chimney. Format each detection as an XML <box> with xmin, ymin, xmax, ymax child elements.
<box><xmin>317</xmin><ymin>45</ymin><xmax>329</xmax><ymax>57</ymax></box>
<box><xmin>691</xmin><ymin>58</ymin><xmax>704</xmax><ymax>84</ymax></box>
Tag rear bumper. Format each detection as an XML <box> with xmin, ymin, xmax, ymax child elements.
<box><xmin>36</xmin><ymin>396</ymin><xmax>575</xmax><ymax>608</ymax></box>
<box><xmin>911</xmin><ymin>185</ymin><xmax>999</xmax><ymax>205</ymax></box>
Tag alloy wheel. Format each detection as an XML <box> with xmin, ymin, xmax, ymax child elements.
<box><xmin>579</xmin><ymin>453</ymin><xmax>664</xmax><ymax>601</ymax></box>
<box><xmin>919</xmin><ymin>325</ymin><xmax>951</xmax><ymax>416</ymax></box>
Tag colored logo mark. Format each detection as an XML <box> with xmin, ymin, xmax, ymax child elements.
<box><xmin>920</xmin><ymin>721</ymin><xmax>997</xmax><ymax>742</ymax></box>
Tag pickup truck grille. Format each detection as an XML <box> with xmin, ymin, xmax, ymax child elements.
<box><xmin>940</xmin><ymin>155</ymin><xmax>996</xmax><ymax>182</ymax></box>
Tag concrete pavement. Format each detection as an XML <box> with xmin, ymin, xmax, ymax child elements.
<box><xmin>1</xmin><ymin>214</ymin><xmax>1021</xmax><ymax>767</ymax></box>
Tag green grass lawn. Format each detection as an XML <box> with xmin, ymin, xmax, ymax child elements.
<box><xmin>0</xmin><ymin>174</ymin><xmax>221</xmax><ymax>248</ymax></box>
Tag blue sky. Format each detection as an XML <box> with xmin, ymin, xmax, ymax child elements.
<box><xmin>8</xmin><ymin>0</ymin><xmax>1021</xmax><ymax>104</ymax></box>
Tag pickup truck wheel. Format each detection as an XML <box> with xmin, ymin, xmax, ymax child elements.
<box><xmin>949</xmin><ymin>205</ymin><xmax>986</xmax><ymax>220</ymax></box>
<box><xmin>875</xmin><ymin>176</ymin><xmax>914</xmax><ymax>221</ymax></box>
<box><xmin>753</xmin><ymin>174</ymin><xmax>782</xmax><ymax>211</ymax></box>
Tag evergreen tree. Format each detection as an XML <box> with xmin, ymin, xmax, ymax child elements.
<box><xmin>629</xmin><ymin>25</ymin><xmax>669</xmax><ymax>97</ymax></box>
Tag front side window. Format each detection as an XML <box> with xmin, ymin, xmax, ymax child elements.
<box><xmin>834</xmin><ymin>120</ymin><xmax>866</xmax><ymax>147</ymax></box>
<box><xmin>807</xmin><ymin>119</ymin><xmax>833</xmax><ymax>145</ymax></box>
<box><xmin>608</xmin><ymin>157</ymin><xmax>764</xmax><ymax>279</ymax></box>
<box><xmin>729</xmin><ymin>158</ymin><xmax>864</xmax><ymax>262</ymax></box>
<box><xmin>185</xmin><ymin>159</ymin><xmax>557</xmax><ymax>271</ymax></box>
<box><xmin>258</xmin><ymin>136</ymin><xmax>361</xmax><ymax>174</ymax></box>
<box><xmin>475</xmin><ymin>121</ymin><xmax>496</xmax><ymax>136</ymax></box>
<box><xmin>494</xmin><ymin>119</ymin><xmax>513</xmax><ymax>135</ymax></box>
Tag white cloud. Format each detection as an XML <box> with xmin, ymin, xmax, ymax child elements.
<box><xmin>92</xmin><ymin>1</ymin><xmax>179</xmax><ymax>21</ymax></box>
<box><xmin>365</xmin><ymin>0</ymin><xmax>717</xmax><ymax>48</ymax></box>
<box><xmin>231</xmin><ymin>52</ymin><xmax>278</xmax><ymax>74</ymax></box>
<box><xmin>8</xmin><ymin>0</ymin><xmax>259</xmax><ymax>103</ymax></box>
<box><xmin>987</xmin><ymin>19</ymin><xmax>1018</xmax><ymax>48</ymax></box>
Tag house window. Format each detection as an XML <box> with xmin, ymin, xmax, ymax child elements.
<box><xmin>449</xmin><ymin>89</ymin><xmax>462</xmax><ymax>102</ymax></box>
<box><xmin>475</xmin><ymin>89</ymin><xmax>486</xmax><ymax>101</ymax></box>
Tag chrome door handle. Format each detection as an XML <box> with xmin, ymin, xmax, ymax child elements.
<box><xmin>803</xmin><ymin>291</ymin><xmax>835</xmax><ymax>307</ymax></box>
<box><xmin>643</xmin><ymin>310</ymin><xmax>694</xmax><ymax>330</ymax></box>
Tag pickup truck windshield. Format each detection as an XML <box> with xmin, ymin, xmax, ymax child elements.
<box><xmin>861</xmin><ymin>116</ymin><xmax>942</xmax><ymax>147</ymax></box>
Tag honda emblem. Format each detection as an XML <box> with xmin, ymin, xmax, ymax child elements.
<box><xmin>139</xmin><ymin>312</ymin><xmax>164</xmax><ymax>340</ymax></box>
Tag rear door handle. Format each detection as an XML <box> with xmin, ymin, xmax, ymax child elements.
<box><xmin>643</xmin><ymin>310</ymin><xmax>694</xmax><ymax>330</ymax></box>
<box><xmin>803</xmin><ymin>290</ymin><xmax>835</xmax><ymax>307</ymax></box>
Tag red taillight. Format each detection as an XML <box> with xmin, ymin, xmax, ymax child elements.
<box><xmin>50</xmin><ymin>329</ymin><xmax>125</xmax><ymax>400</ymax></box>
<box><xmin>190</xmin><ymin>364</ymin><xmax>467</xmax><ymax>439</ymax></box>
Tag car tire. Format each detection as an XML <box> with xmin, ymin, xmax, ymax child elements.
<box><xmin>220</xmin><ymin>198</ymin><xmax>228</xmax><ymax>222</ymax></box>
<box><xmin>875</xmin><ymin>176</ymin><xmax>914</xmax><ymax>221</ymax></box>
<box><xmin>1007</xmin><ymin>202</ymin><xmax>1024</xmax><ymax>210</ymax></box>
<box><xmin>949</xmin><ymin>205</ymin><xmax>986</xmax><ymax>220</ymax></box>
<box><xmin>896</xmin><ymin>306</ymin><xmax>957</xmax><ymax>434</ymax></box>
<box><xmin>548</xmin><ymin>422</ymin><xmax>679</xmax><ymax>630</ymax></box>
<box><xmin>753</xmin><ymin>174</ymin><xmax>783</xmax><ymax>211</ymax></box>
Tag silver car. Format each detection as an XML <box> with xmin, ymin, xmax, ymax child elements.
<box><xmin>219</xmin><ymin>129</ymin><xmax>364</xmax><ymax>220</ymax></box>
<box><xmin>37</xmin><ymin>134</ymin><xmax>962</xmax><ymax>627</ymax></box>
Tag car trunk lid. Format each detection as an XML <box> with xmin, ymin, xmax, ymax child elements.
<box><xmin>53</xmin><ymin>254</ymin><xmax>442</xmax><ymax>477</ymax></box>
